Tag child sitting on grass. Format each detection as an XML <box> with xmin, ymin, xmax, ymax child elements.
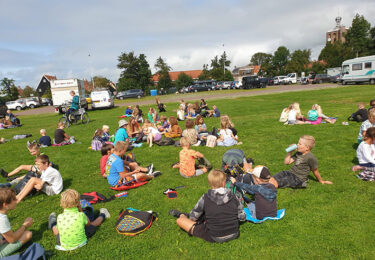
<box><xmin>16</xmin><ymin>155</ymin><xmax>63</xmax><ymax>202</ymax></box>
<box><xmin>195</xmin><ymin>115</ymin><xmax>208</xmax><ymax>140</ymax></box>
<box><xmin>352</xmin><ymin>127</ymin><xmax>375</xmax><ymax>181</ymax></box>
<box><xmin>106</xmin><ymin>141</ymin><xmax>160</xmax><ymax>188</ymax></box>
<box><xmin>231</xmin><ymin>166</ymin><xmax>277</xmax><ymax>220</ymax></box>
<box><xmin>182</xmin><ymin>119</ymin><xmax>200</xmax><ymax>146</ymax></box>
<box><xmin>100</xmin><ymin>143</ymin><xmax>114</xmax><ymax>178</ymax></box>
<box><xmin>173</xmin><ymin>137</ymin><xmax>211</xmax><ymax>178</ymax></box>
<box><xmin>48</xmin><ymin>189</ymin><xmax>110</xmax><ymax>251</ymax></box>
<box><xmin>102</xmin><ymin>125</ymin><xmax>111</xmax><ymax>143</ymax></box>
<box><xmin>146</xmin><ymin>124</ymin><xmax>161</xmax><ymax>147</ymax></box>
<box><xmin>54</xmin><ymin>122</ymin><xmax>73</xmax><ymax>145</ymax></box>
<box><xmin>269</xmin><ymin>135</ymin><xmax>332</xmax><ymax>189</ymax></box>
<box><xmin>177</xmin><ymin>105</ymin><xmax>185</xmax><ymax>121</ymax></box>
<box><xmin>348</xmin><ymin>102</ymin><xmax>368</xmax><ymax>122</ymax></box>
<box><xmin>217</xmin><ymin>116</ymin><xmax>240</xmax><ymax>147</ymax></box>
<box><xmin>0</xmin><ymin>188</ymin><xmax>33</xmax><ymax>257</ymax></box>
<box><xmin>164</xmin><ymin>116</ymin><xmax>182</xmax><ymax>138</ymax></box>
<box><xmin>38</xmin><ymin>129</ymin><xmax>51</xmax><ymax>147</ymax></box>
<box><xmin>170</xmin><ymin>170</ymin><xmax>246</xmax><ymax>243</ymax></box>
<box><xmin>358</xmin><ymin>109</ymin><xmax>375</xmax><ymax>143</ymax></box>
<box><xmin>157</xmin><ymin>115</ymin><xmax>169</xmax><ymax>132</ymax></box>
<box><xmin>91</xmin><ymin>129</ymin><xmax>103</xmax><ymax>151</ymax></box>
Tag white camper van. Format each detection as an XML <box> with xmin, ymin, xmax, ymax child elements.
<box><xmin>91</xmin><ymin>90</ymin><xmax>114</xmax><ymax>109</ymax></box>
<box><xmin>341</xmin><ymin>55</ymin><xmax>375</xmax><ymax>85</ymax></box>
<box><xmin>50</xmin><ymin>79</ymin><xmax>87</xmax><ymax>113</ymax></box>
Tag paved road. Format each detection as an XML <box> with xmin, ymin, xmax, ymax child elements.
<box><xmin>16</xmin><ymin>83</ymin><xmax>343</xmax><ymax>116</ymax></box>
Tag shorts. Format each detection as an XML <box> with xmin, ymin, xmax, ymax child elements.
<box><xmin>0</xmin><ymin>241</ymin><xmax>22</xmax><ymax>258</ymax></box>
<box><xmin>42</xmin><ymin>183</ymin><xmax>57</xmax><ymax>195</ymax></box>
<box><xmin>180</xmin><ymin>169</ymin><xmax>204</xmax><ymax>178</ymax></box>
<box><xmin>287</xmin><ymin>120</ymin><xmax>296</xmax><ymax>125</ymax></box>
<box><xmin>154</xmin><ymin>133</ymin><xmax>162</xmax><ymax>142</ymax></box>
<box><xmin>56</xmin><ymin>225</ymin><xmax>97</xmax><ymax>246</ymax></box>
<box><xmin>190</xmin><ymin>223</ymin><xmax>239</xmax><ymax>243</ymax></box>
<box><xmin>114</xmin><ymin>174</ymin><xmax>137</xmax><ymax>187</ymax></box>
<box><xmin>30</xmin><ymin>165</ymin><xmax>40</xmax><ymax>173</ymax></box>
<box><xmin>272</xmin><ymin>171</ymin><xmax>305</xmax><ymax>188</ymax></box>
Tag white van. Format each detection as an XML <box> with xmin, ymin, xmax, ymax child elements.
<box><xmin>91</xmin><ymin>90</ymin><xmax>114</xmax><ymax>109</ymax></box>
<box><xmin>341</xmin><ymin>55</ymin><xmax>375</xmax><ymax>85</ymax></box>
<box><xmin>285</xmin><ymin>73</ymin><xmax>297</xmax><ymax>84</ymax></box>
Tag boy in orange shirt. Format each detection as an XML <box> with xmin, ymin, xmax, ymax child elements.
<box><xmin>173</xmin><ymin>137</ymin><xmax>211</xmax><ymax>178</ymax></box>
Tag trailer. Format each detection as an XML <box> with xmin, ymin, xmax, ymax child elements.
<box><xmin>50</xmin><ymin>79</ymin><xmax>87</xmax><ymax>113</ymax></box>
<box><xmin>341</xmin><ymin>55</ymin><xmax>375</xmax><ymax>85</ymax></box>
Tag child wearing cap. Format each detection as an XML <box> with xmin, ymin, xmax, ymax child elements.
<box><xmin>114</xmin><ymin>120</ymin><xmax>129</xmax><ymax>145</ymax></box>
<box><xmin>269</xmin><ymin>135</ymin><xmax>332</xmax><ymax>189</ymax></box>
<box><xmin>231</xmin><ymin>165</ymin><xmax>277</xmax><ymax>220</ymax></box>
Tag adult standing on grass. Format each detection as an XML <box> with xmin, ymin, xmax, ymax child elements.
<box><xmin>65</xmin><ymin>90</ymin><xmax>79</xmax><ymax>122</ymax></box>
<box><xmin>269</xmin><ymin>135</ymin><xmax>333</xmax><ymax>189</ymax></box>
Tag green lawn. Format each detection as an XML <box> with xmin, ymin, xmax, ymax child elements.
<box><xmin>1</xmin><ymin>85</ymin><xmax>375</xmax><ymax>259</ymax></box>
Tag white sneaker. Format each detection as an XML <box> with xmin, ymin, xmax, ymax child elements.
<box><xmin>99</xmin><ymin>208</ymin><xmax>111</xmax><ymax>219</ymax></box>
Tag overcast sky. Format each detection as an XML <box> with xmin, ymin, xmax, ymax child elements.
<box><xmin>1</xmin><ymin>0</ymin><xmax>374</xmax><ymax>87</ymax></box>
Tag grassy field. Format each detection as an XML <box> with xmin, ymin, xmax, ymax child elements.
<box><xmin>1</xmin><ymin>85</ymin><xmax>375</xmax><ymax>259</ymax></box>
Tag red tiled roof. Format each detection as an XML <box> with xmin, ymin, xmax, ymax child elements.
<box><xmin>307</xmin><ymin>60</ymin><xmax>327</xmax><ymax>69</ymax></box>
<box><xmin>44</xmin><ymin>74</ymin><xmax>57</xmax><ymax>81</ymax></box>
<box><xmin>152</xmin><ymin>70</ymin><xmax>203</xmax><ymax>82</ymax></box>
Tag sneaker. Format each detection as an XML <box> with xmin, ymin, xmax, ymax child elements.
<box><xmin>0</xmin><ymin>183</ymin><xmax>11</xmax><ymax>188</ymax></box>
<box><xmin>0</xmin><ymin>169</ymin><xmax>8</xmax><ymax>178</ymax></box>
<box><xmin>246</xmin><ymin>157</ymin><xmax>255</xmax><ymax>165</ymax></box>
<box><xmin>99</xmin><ymin>208</ymin><xmax>111</xmax><ymax>219</ymax></box>
<box><xmin>48</xmin><ymin>212</ymin><xmax>57</xmax><ymax>230</ymax></box>
<box><xmin>26</xmin><ymin>141</ymin><xmax>31</xmax><ymax>148</ymax></box>
<box><xmin>169</xmin><ymin>209</ymin><xmax>182</xmax><ymax>218</ymax></box>
<box><xmin>151</xmin><ymin>171</ymin><xmax>162</xmax><ymax>178</ymax></box>
<box><xmin>147</xmin><ymin>164</ymin><xmax>154</xmax><ymax>175</ymax></box>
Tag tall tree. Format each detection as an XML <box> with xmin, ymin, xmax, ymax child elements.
<box><xmin>310</xmin><ymin>61</ymin><xmax>326</xmax><ymax>74</ymax></box>
<box><xmin>286</xmin><ymin>49</ymin><xmax>311</xmax><ymax>74</ymax></box>
<box><xmin>154</xmin><ymin>57</ymin><xmax>172</xmax><ymax>90</ymax></box>
<box><xmin>21</xmin><ymin>86</ymin><xmax>37</xmax><ymax>97</ymax></box>
<box><xmin>318</xmin><ymin>42</ymin><xmax>352</xmax><ymax>68</ymax></box>
<box><xmin>251</xmin><ymin>52</ymin><xmax>272</xmax><ymax>66</ymax></box>
<box><xmin>198</xmin><ymin>64</ymin><xmax>211</xmax><ymax>80</ymax></box>
<box><xmin>272</xmin><ymin>46</ymin><xmax>290</xmax><ymax>75</ymax></box>
<box><xmin>117</xmin><ymin>51</ymin><xmax>152</xmax><ymax>92</ymax></box>
<box><xmin>174</xmin><ymin>72</ymin><xmax>193</xmax><ymax>90</ymax></box>
<box><xmin>1</xmin><ymin>78</ymin><xmax>18</xmax><ymax>100</ymax></box>
<box><xmin>93</xmin><ymin>76</ymin><xmax>110</xmax><ymax>89</ymax></box>
<box><xmin>209</xmin><ymin>51</ymin><xmax>231</xmax><ymax>81</ymax></box>
<box><xmin>345</xmin><ymin>14</ymin><xmax>372</xmax><ymax>57</ymax></box>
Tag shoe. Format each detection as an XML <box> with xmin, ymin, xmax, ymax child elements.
<box><xmin>0</xmin><ymin>183</ymin><xmax>11</xmax><ymax>188</ymax></box>
<box><xmin>169</xmin><ymin>209</ymin><xmax>182</xmax><ymax>218</ymax></box>
<box><xmin>147</xmin><ymin>164</ymin><xmax>154</xmax><ymax>175</ymax></box>
<box><xmin>99</xmin><ymin>208</ymin><xmax>111</xmax><ymax>219</ymax></box>
<box><xmin>151</xmin><ymin>171</ymin><xmax>162</xmax><ymax>178</ymax></box>
<box><xmin>0</xmin><ymin>169</ymin><xmax>8</xmax><ymax>178</ymax></box>
<box><xmin>6</xmin><ymin>176</ymin><xmax>17</xmax><ymax>182</ymax></box>
<box><xmin>48</xmin><ymin>212</ymin><xmax>57</xmax><ymax>230</ymax></box>
<box><xmin>246</xmin><ymin>158</ymin><xmax>254</xmax><ymax>165</ymax></box>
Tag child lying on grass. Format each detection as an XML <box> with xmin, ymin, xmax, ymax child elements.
<box><xmin>48</xmin><ymin>189</ymin><xmax>110</xmax><ymax>251</ymax></box>
<box><xmin>269</xmin><ymin>135</ymin><xmax>332</xmax><ymax>189</ymax></box>
<box><xmin>170</xmin><ymin>170</ymin><xmax>246</xmax><ymax>243</ymax></box>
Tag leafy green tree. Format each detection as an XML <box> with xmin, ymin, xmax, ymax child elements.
<box><xmin>370</xmin><ymin>26</ymin><xmax>375</xmax><ymax>54</ymax></box>
<box><xmin>93</xmin><ymin>76</ymin><xmax>110</xmax><ymax>89</ymax></box>
<box><xmin>286</xmin><ymin>49</ymin><xmax>311</xmax><ymax>74</ymax></box>
<box><xmin>272</xmin><ymin>46</ymin><xmax>290</xmax><ymax>75</ymax></box>
<box><xmin>345</xmin><ymin>14</ymin><xmax>372</xmax><ymax>57</ymax></box>
<box><xmin>21</xmin><ymin>86</ymin><xmax>37</xmax><ymax>97</ymax></box>
<box><xmin>319</xmin><ymin>42</ymin><xmax>352</xmax><ymax>68</ymax></box>
<box><xmin>209</xmin><ymin>52</ymin><xmax>231</xmax><ymax>81</ymax></box>
<box><xmin>198</xmin><ymin>64</ymin><xmax>211</xmax><ymax>80</ymax></box>
<box><xmin>1</xmin><ymin>78</ymin><xmax>18</xmax><ymax>100</ymax></box>
<box><xmin>174</xmin><ymin>72</ymin><xmax>193</xmax><ymax>90</ymax></box>
<box><xmin>117</xmin><ymin>51</ymin><xmax>152</xmax><ymax>92</ymax></box>
<box><xmin>154</xmin><ymin>57</ymin><xmax>172</xmax><ymax>90</ymax></box>
<box><xmin>251</xmin><ymin>52</ymin><xmax>272</xmax><ymax>66</ymax></box>
<box><xmin>310</xmin><ymin>61</ymin><xmax>326</xmax><ymax>74</ymax></box>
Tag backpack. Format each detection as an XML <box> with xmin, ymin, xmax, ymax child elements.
<box><xmin>155</xmin><ymin>137</ymin><xmax>175</xmax><ymax>146</ymax></box>
<box><xmin>225</xmin><ymin>181</ymin><xmax>245</xmax><ymax>206</ymax></box>
<box><xmin>2</xmin><ymin>242</ymin><xmax>46</xmax><ymax>260</ymax></box>
<box><xmin>308</xmin><ymin>109</ymin><xmax>319</xmax><ymax>121</ymax></box>
<box><xmin>206</xmin><ymin>135</ymin><xmax>217</xmax><ymax>147</ymax></box>
<box><xmin>80</xmin><ymin>199</ymin><xmax>95</xmax><ymax>221</ymax></box>
<box><xmin>116</xmin><ymin>208</ymin><xmax>158</xmax><ymax>236</ymax></box>
<box><xmin>80</xmin><ymin>192</ymin><xmax>115</xmax><ymax>205</ymax></box>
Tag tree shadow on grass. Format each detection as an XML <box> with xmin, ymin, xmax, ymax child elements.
<box><xmin>352</xmin><ymin>157</ymin><xmax>359</xmax><ymax>164</ymax></box>
<box><xmin>352</xmin><ymin>143</ymin><xmax>359</xmax><ymax>150</ymax></box>
<box><xmin>62</xmin><ymin>178</ymin><xmax>72</xmax><ymax>189</ymax></box>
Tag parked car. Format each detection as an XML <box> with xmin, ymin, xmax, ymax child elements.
<box><xmin>273</xmin><ymin>76</ymin><xmax>287</xmax><ymax>85</ymax></box>
<box><xmin>330</xmin><ymin>74</ymin><xmax>341</xmax><ymax>83</ymax></box>
<box><xmin>222</xmin><ymin>81</ymin><xmax>231</xmax><ymax>89</ymax></box>
<box><xmin>0</xmin><ymin>100</ymin><xmax>8</xmax><ymax>117</ymax></box>
<box><xmin>300</xmin><ymin>77</ymin><xmax>309</xmax><ymax>85</ymax></box>
<box><xmin>116</xmin><ymin>89</ymin><xmax>144</xmax><ymax>99</ymax></box>
<box><xmin>311</xmin><ymin>74</ymin><xmax>331</xmax><ymax>84</ymax></box>
<box><xmin>6</xmin><ymin>99</ymin><xmax>26</xmax><ymax>111</ymax></box>
<box><xmin>189</xmin><ymin>84</ymin><xmax>212</xmax><ymax>92</ymax></box>
<box><xmin>259</xmin><ymin>77</ymin><xmax>273</xmax><ymax>86</ymax></box>
<box><xmin>41</xmin><ymin>98</ymin><xmax>52</xmax><ymax>106</ymax></box>
<box><xmin>284</xmin><ymin>73</ymin><xmax>298</xmax><ymax>84</ymax></box>
<box><xmin>91</xmin><ymin>90</ymin><xmax>114</xmax><ymax>109</ymax></box>
<box><xmin>23</xmin><ymin>97</ymin><xmax>40</xmax><ymax>108</ymax></box>
<box><xmin>242</xmin><ymin>76</ymin><xmax>265</xmax><ymax>89</ymax></box>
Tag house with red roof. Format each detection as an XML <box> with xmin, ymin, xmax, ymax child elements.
<box><xmin>151</xmin><ymin>70</ymin><xmax>202</xmax><ymax>84</ymax></box>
